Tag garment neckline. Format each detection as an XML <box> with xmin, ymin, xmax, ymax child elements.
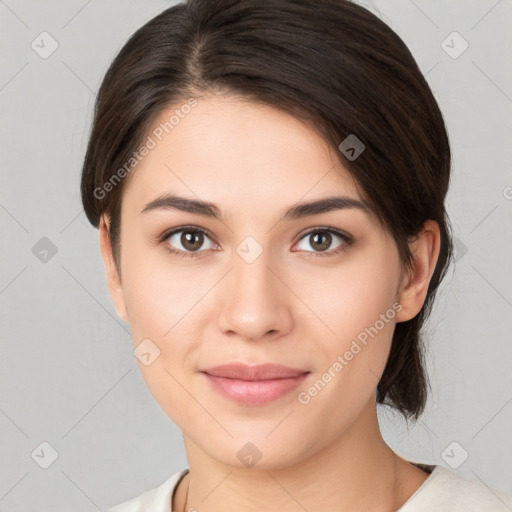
<box><xmin>396</xmin><ymin>463</ymin><xmax>442</xmax><ymax>511</ymax></box>
<box><xmin>170</xmin><ymin>468</ymin><xmax>190</xmax><ymax>511</ymax></box>
<box><xmin>410</xmin><ymin>461</ymin><xmax>436</xmax><ymax>474</ymax></box>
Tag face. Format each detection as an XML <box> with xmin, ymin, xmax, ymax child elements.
<box><xmin>101</xmin><ymin>95</ymin><xmax>415</xmax><ymax>469</ymax></box>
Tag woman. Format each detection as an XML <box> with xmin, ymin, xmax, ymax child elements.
<box><xmin>80</xmin><ymin>0</ymin><xmax>512</xmax><ymax>510</ymax></box>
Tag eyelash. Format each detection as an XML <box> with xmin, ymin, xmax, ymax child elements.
<box><xmin>157</xmin><ymin>225</ymin><xmax>353</xmax><ymax>259</ymax></box>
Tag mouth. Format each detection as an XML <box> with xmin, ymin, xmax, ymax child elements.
<box><xmin>200</xmin><ymin>363</ymin><xmax>310</xmax><ymax>406</ymax></box>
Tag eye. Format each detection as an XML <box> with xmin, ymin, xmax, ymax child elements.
<box><xmin>160</xmin><ymin>226</ymin><xmax>217</xmax><ymax>258</ymax></box>
<box><xmin>294</xmin><ymin>227</ymin><xmax>352</xmax><ymax>256</ymax></box>
<box><xmin>158</xmin><ymin>226</ymin><xmax>353</xmax><ymax>259</ymax></box>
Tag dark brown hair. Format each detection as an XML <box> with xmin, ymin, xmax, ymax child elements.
<box><xmin>80</xmin><ymin>0</ymin><xmax>454</xmax><ymax>421</ymax></box>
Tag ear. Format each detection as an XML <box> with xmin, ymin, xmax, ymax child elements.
<box><xmin>395</xmin><ymin>220</ymin><xmax>441</xmax><ymax>323</ymax></box>
<box><xmin>98</xmin><ymin>214</ymin><xmax>128</xmax><ymax>322</ymax></box>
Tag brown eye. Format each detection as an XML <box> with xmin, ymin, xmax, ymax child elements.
<box><xmin>163</xmin><ymin>228</ymin><xmax>215</xmax><ymax>255</ymax></box>
<box><xmin>309</xmin><ymin>231</ymin><xmax>332</xmax><ymax>251</ymax></box>
<box><xmin>180</xmin><ymin>231</ymin><xmax>204</xmax><ymax>251</ymax></box>
<box><xmin>295</xmin><ymin>228</ymin><xmax>351</xmax><ymax>255</ymax></box>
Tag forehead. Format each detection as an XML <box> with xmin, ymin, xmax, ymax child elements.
<box><xmin>121</xmin><ymin>96</ymin><xmax>364</xmax><ymax>219</ymax></box>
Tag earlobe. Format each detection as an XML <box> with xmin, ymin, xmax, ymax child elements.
<box><xmin>98</xmin><ymin>214</ymin><xmax>129</xmax><ymax>322</ymax></box>
<box><xmin>395</xmin><ymin>220</ymin><xmax>441</xmax><ymax>323</ymax></box>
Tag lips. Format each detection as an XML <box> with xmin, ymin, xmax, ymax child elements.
<box><xmin>200</xmin><ymin>363</ymin><xmax>310</xmax><ymax>405</ymax></box>
<box><xmin>202</xmin><ymin>363</ymin><xmax>309</xmax><ymax>381</ymax></box>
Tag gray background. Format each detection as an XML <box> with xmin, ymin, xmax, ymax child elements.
<box><xmin>1</xmin><ymin>0</ymin><xmax>511</xmax><ymax>510</ymax></box>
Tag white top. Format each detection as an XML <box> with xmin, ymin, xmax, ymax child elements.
<box><xmin>106</xmin><ymin>463</ymin><xmax>512</xmax><ymax>511</ymax></box>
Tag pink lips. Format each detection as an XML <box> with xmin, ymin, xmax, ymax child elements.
<box><xmin>201</xmin><ymin>363</ymin><xmax>310</xmax><ymax>406</ymax></box>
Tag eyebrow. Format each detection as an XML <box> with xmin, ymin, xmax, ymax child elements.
<box><xmin>140</xmin><ymin>193</ymin><xmax>371</xmax><ymax>222</ymax></box>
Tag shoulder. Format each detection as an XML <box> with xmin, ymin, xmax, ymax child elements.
<box><xmin>106</xmin><ymin>468</ymin><xmax>189</xmax><ymax>512</ymax></box>
<box><xmin>400</xmin><ymin>465</ymin><xmax>512</xmax><ymax>511</ymax></box>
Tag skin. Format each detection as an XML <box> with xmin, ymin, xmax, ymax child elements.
<box><xmin>99</xmin><ymin>93</ymin><xmax>441</xmax><ymax>512</ymax></box>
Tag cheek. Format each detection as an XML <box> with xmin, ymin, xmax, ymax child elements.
<box><xmin>121</xmin><ymin>241</ymin><xmax>200</xmax><ymax>339</ymax></box>
<box><xmin>299</xmin><ymin>249</ymin><xmax>401</xmax><ymax>351</ymax></box>
<box><xmin>119</xmin><ymin>244</ymin><xmax>205</xmax><ymax>400</ymax></box>
<box><xmin>292</xmin><ymin>262</ymin><xmax>400</xmax><ymax>438</ymax></box>
<box><xmin>123</xmin><ymin>262</ymin><xmax>199</xmax><ymax>426</ymax></box>
<box><xmin>292</xmin><ymin>246</ymin><xmax>401</xmax><ymax>415</ymax></box>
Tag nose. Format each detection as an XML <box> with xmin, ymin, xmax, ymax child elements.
<box><xmin>216</xmin><ymin>243</ymin><xmax>294</xmax><ymax>342</ymax></box>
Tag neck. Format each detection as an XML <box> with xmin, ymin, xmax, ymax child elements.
<box><xmin>175</xmin><ymin>399</ymin><xmax>428</xmax><ymax>512</ymax></box>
